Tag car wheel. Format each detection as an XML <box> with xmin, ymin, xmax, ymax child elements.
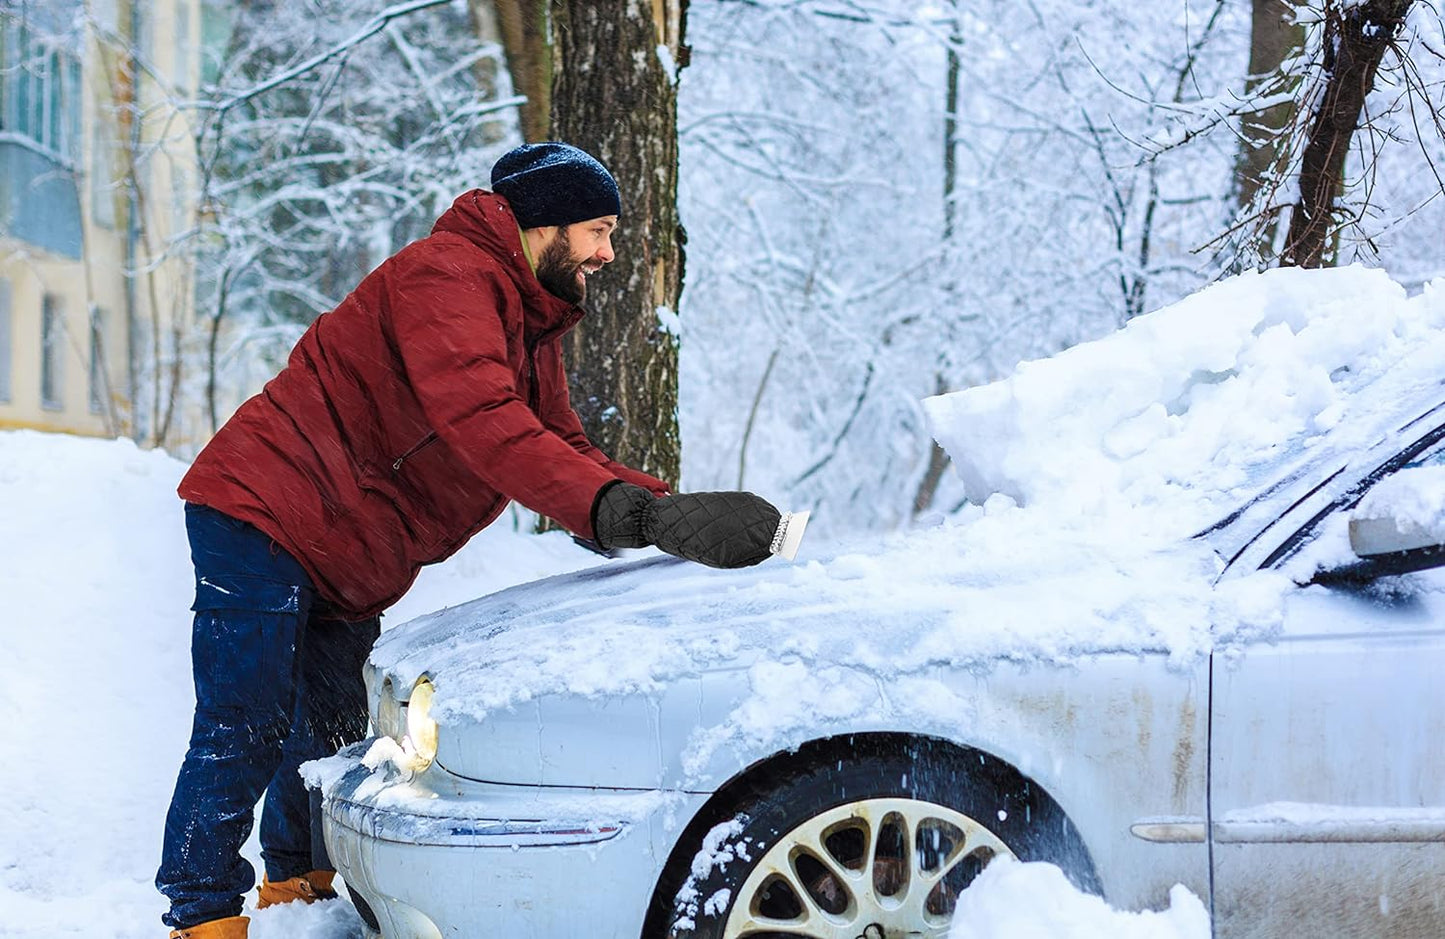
<box><xmin>656</xmin><ymin>736</ymin><xmax>1098</xmax><ymax>939</ymax></box>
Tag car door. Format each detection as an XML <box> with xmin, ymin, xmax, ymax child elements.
<box><xmin>1209</xmin><ymin>438</ymin><xmax>1445</xmax><ymax>938</ymax></box>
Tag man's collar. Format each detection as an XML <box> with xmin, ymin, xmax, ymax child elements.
<box><xmin>517</xmin><ymin>223</ymin><xmax>537</xmax><ymax>273</ymax></box>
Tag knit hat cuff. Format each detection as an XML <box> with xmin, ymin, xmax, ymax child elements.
<box><xmin>491</xmin><ymin>143</ymin><xmax>621</xmax><ymax>228</ymax></box>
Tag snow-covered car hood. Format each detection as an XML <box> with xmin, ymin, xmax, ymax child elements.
<box><xmin>369</xmin><ymin>514</ymin><xmax>1285</xmax><ymax>786</ymax></box>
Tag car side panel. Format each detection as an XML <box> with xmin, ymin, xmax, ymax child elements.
<box><xmin>930</xmin><ymin>654</ymin><xmax>1211</xmax><ymax>912</ymax></box>
<box><xmin>1211</xmin><ymin>577</ymin><xmax>1445</xmax><ymax>938</ymax></box>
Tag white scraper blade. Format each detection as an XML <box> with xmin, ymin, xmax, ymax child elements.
<box><xmin>770</xmin><ymin>510</ymin><xmax>811</xmax><ymax>561</ymax></box>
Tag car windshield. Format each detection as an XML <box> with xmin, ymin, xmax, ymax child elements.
<box><xmin>1213</xmin><ymin>404</ymin><xmax>1445</xmax><ymax>575</ymax></box>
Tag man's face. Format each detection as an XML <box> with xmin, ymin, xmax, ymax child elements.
<box><xmin>535</xmin><ymin>216</ymin><xmax>618</xmax><ymax>304</ymax></box>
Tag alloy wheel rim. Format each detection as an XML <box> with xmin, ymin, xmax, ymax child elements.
<box><xmin>721</xmin><ymin>797</ymin><xmax>1014</xmax><ymax>938</ymax></box>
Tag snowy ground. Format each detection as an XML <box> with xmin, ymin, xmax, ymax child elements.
<box><xmin>0</xmin><ymin>428</ymin><xmax>1209</xmax><ymax>937</ymax></box>
<box><xmin>0</xmin><ymin>430</ymin><xmax>598</xmax><ymax>939</ymax></box>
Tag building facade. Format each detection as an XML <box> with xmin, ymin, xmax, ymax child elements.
<box><xmin>0</xmin><ymin>0</ymin><xmax>201</xmax><ymax>444</ymax></box>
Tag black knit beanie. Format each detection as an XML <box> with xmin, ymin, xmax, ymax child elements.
<box><xmin>490</xmin><ymin>142</ymin><xmax>621</xmax><ymax>228</ymax></box>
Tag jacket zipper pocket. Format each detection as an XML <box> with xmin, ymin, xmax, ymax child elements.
<box><xmin>526</xmin><ymin>341</ymin><xmax>540</xmax><ymax>411</ymax></box>
<box><xmin>392</xmin><ymin>431</ymin><xmax>439</xmax><ymax>471</ymax></box>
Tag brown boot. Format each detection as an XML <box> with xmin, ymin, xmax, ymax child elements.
<box><xmin>168</xmin><ymin>915</ymin><xmax>249</xmax><ymax>938</ymax></box>
<box><xmin>255</xmin><ymin>869</ymin><xmax>338</xmax><ymax>909</ymax></box>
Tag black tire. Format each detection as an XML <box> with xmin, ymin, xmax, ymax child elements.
<box><xmin>647</xmin><ymin>735</ymin><xmax>1099</xmax><ymax>939</ymax></box>
<box><xmin>343</xmin><ymin>881</ymin><xmax>382</xmax><ymax>934</ymax></box>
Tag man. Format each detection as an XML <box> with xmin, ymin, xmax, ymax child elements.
<box><xmin>157</xmin><ymin>142</ymin><xmax>780</xmax><ymax>938</ymax></box>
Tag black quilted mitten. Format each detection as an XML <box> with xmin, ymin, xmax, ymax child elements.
<box><xmin>645</xmin><ymin>491</ymin><xmax>781</xmax><ymax>568</ymax></box>
<box><xmin>593</xmin><ymin>481</ymin><xmax>657</xmax><ymax>550</ymax></box>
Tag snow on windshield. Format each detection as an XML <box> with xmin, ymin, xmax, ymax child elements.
<box><xmin>926</xmin><ymin>266</ymin><xmax>1445</xmax><ymax>536</ymax></box>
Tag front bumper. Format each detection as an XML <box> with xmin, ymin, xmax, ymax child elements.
<box><xmin>321</xmin><ymin>752</ymin><xmax>706</xmax><ymax>938</ymax></box>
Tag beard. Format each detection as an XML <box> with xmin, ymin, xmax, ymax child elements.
<box><xmin>535</xmin><ymin>228</ymin><xmax>587</xmax><ymax>304</ymax></box>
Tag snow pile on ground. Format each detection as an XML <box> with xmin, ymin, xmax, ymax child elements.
<box><xmin>926</xmin><ymin>266</ymin><xmax>1445</xmax><ymax>535</ymax></box>
<box><xmin>0</xmin><ymin>429</ymin><xmax>597</xmax><ymax>939</ymax></box>
<box><xmin>949</xmin><ymin>860</ymin><xmax>1209</xmax><ymax>939</ymax></box>
<box><xmin>2</xmin><ymin>432</ymin><xmax>195</xmax><ymax>939</ymax></box>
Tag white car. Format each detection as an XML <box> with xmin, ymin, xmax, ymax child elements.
<box><xmin>314</xmin><ymin>268</ymin><xmax>1445</xmax><ymax>938</ymax></box>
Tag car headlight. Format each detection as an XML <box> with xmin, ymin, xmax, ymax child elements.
<box><xmin>402</xmin><ymin>678</ymin><xmax>438</xmax><ymax>771</ymax></box>
<box><xmin>360</xmin><ymin>676</ymin><xmax>438</xmax><ymax>777</ymax></box>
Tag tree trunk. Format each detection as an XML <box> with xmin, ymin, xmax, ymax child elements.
<box><xmin>1235</xmin><ymin>0</ymin><xmax>1306</xmax><ymax>253</ymax></box>
<box><xmin>497</xmin><ymin>0</ymin><xmax>687</xmax><ymax>488</ymax></box>
<box><xmin>915</xmin><ymin>5</ymin><xmax>962</xmax><ymax>518</ymax></box>
<box><xmin>1281</xmin><ymin>0</ymin><xmax>1413</xmax><ymax>268</ymax></box>
<box><xmin>942</xmin><ymin>4</ymin><xmax>961</xmax><ymax>242</ymax></box>
<box><xmin>490</xmin><ymin>0</ymin><xmax>551</xmax><ymax>143</ymax></box>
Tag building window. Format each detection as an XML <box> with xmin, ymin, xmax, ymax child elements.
<box><xmin>41</xmin><ymin>293</ymin><xmax>63</xmax><ymax>410</ymax></box>
<box><xmin>65</xmin><ymin>54</ymin><xmax>80</xmax><ymax>163</ymax></box>
<box><xmin>0</xmin><ymin>10</ymin><xmax>85</xmax><ymax>258</ymax></box>
<box><xmin>1</xmin><ymin>15</ymin><xmax>82</xmax><ymax>163</ymax></box>
<box><xmin>89</xmin><ymin>305</ymin><xmax>108</xmax><ymax>414</ymax></box>
<box><xmin>0</xmin><ymin>279</ymin><xmax>11</xmax><ymax>403</ymax></box>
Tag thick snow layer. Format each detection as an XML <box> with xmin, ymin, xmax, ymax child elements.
<box><xmin>948</xmin><ymin>860</ymin><xmax>1209</xmax><ymax>939</ymax></box>
<box><xmin>2</xmin><ymin>432</ymin><xmax>195</xmax><ymax>938</ymax></box>
<box><xmin>925</xmin><ymin>266</ymin><xmax>1445</xmax><ymax>534</ymax></box>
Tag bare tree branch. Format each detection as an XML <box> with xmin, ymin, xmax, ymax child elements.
<box><xmin>208</xmin><ymin>0</ymin><xmax>453</xmax><ymax>113</ymax></box>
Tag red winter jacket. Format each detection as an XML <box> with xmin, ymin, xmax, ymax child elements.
<box><xmin>178</xmin><ymin>190</ymin><xmax>670</xmax><ymax>620</ymax></box>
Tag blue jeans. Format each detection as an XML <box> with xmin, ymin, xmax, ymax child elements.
<box><xmin>157</xmin><ymin>504</ymin><xmax>379</xmax><ymax>929</ymax></box>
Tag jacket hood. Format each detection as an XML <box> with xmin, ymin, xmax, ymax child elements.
<box><xmin>431</xmin><ymin>189</ymin><xmax>583</xmax><ymax>337</ymax></box>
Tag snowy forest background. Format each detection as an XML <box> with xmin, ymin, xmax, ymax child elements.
<box><xmin>62</xmin><ymin>0</ymin><xmax>1445</xmax><ymax>535</ymax></box>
